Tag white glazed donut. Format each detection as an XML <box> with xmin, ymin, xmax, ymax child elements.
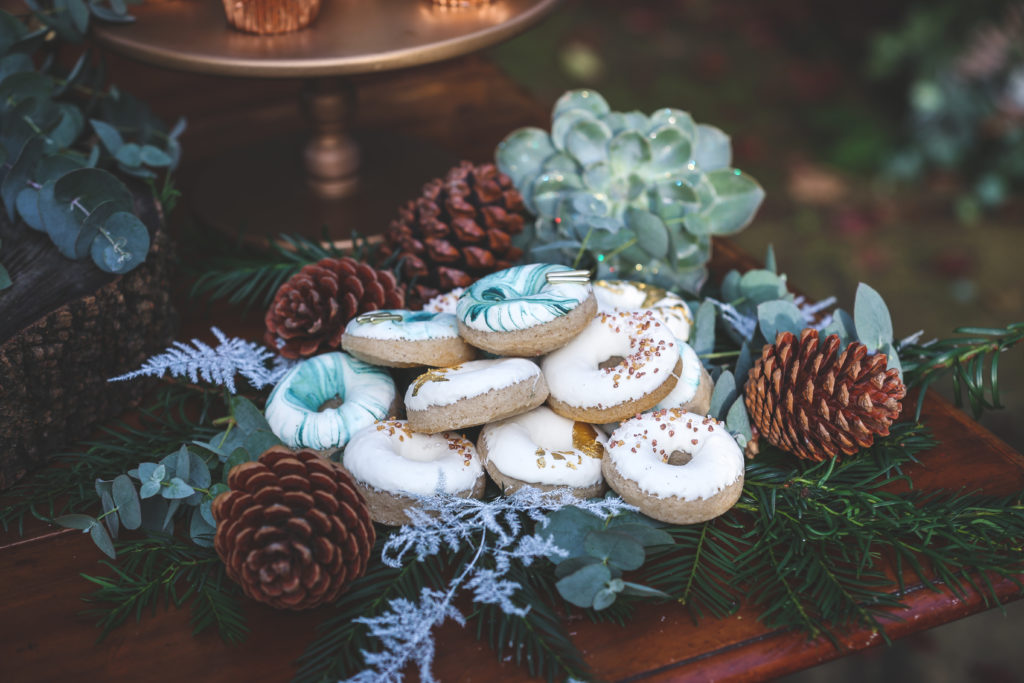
<box><xmin>456</xmin><ymin>263</ymin><xmax>597</xmax><ymax>356</ymax></box>
<box><xmin>654</xmin><ymin>340</ymin><xmax>714</xmax><ymax>414</ymax></box>
<box><xmin>593</xmin><ymin>279</ymin><xmax>693</xmax><ymax>342</ymax></box>
<box><xmin>405</xmin><ymin>358</ymin><xmax>548</xmax><ymax>433</ymax></box>
<box><xmin>343</xmin><ymin>419</ymin><xmax>485</xmax><ymax>525</ymax></box>
<box><xmin>603</xmin><ymin>409</ymin><xmax>744</xmax><ymax>524</ymax></box>
<box><xmin>478</xmin><ymin>406</ymin><xmax>607</xmax><ymax>498</ymax></box>
<box><xmin>341</xmin><ymin>309</ymin><xmax>475</xmax><ymax>368</ymax></box>
<box><xmin>423</xmin><ymin>288</ymin><xmax>465</xmax><ymax>314</ymax></box>
<box><xmin>264</xmin><ymin>352</ymin><xmax>395</xmax><ymax>452</ymax></box>
<box><xmin>541</xmin><ymin>310</ymin><xmax>680</xmax><ymax>423</ymax></box>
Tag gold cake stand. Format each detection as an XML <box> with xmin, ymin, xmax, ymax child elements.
<box><xmin>93</xmin><ymin>0</ymin><xmax>561</xmax><ymax>242</ymax></box>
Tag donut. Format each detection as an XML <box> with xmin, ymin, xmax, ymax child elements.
<box><xmin>423</xmin><ymin>287</ymin><xmax>465</xmax><ymax>314</ymax></box>
<box><xmin>405</xmin><ymin>358</ymin><xmax>548</xmax><ymax>433</ymax></box>
<box><xmin>341</xmin><ymin>309</ymin><xmax>476</xmax><ymax>368</ymax></box>
<box><xmin>654</xmin><ymin>340</ymin><xmax>714</xmax><ymax>414</ymax></box>
<box><xmin>541</xmin><ymin>310</ymin><xmax>680</xmax><ymax>423</ymax></box>
<box><xmin>343</xmin><ymin>419</ymin><xmax>485</xmax><ymax>525</ymax></box>
<box><xmin>456</xmin><ymin>263</ymin><xmax>597</xmax><ymax>356</ymax></box>
<box><xmin>478</xmin><ymin>406</ymin><xmax>608</xmax><ymax>498</ymax></box>
<box><xmin>594</xmin><ymin>279</ymin><xmax>693</xmax><ymax>342</ymax></box>
<box><xmin>265</xmin><ymin>352</ymin><xmax>395</xmax><ymax>452</ymax></box>
<box><xmin>603</xmin><ymin>409</ymin><xmax>744</xmax><ymax>524</ymax></box>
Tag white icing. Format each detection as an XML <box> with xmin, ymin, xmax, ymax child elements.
<box><xmin>480</xmin><ymin>406</ymin><xmax>606</xmax><ymax>487</ymax></box>
<box><xmin>423</xmin><ymin>288</ymin><xmax>464</xmax><ymax>314</ymax></box>
<box><xmin>343</xmin><ymin>309</ymin><xmax>459</xmax><ymax>341</ymax></box>
<box><xmin>594</xmin><ymin>280</ymin><xmax>693</xmax><ymax>341</ymax></box>
<box><xmin>654</xmin><ymin>341</ymin><xmax>703</xmax><ymax>410</ymax></box>
<box><xmin>457</xmin><ymin>263</ymin><xmax>591</xmax><ymax>332</ymax></box>
<box><xmin>607</xmin><ymin>410</ymin><xmax>743</xmax><ymax>500</ymax></box>
<box><xmin>404</xmin><ymin>358</ymin><xmax>544</xmax><ymax>411</ymax></box>
<box><xmin>344</xmin><ymin>419</ymin><xmax>482</xmax><ymax>496</ymax></box>
<box><xmin>265</xmin><ymin>352</ymin><xmax>395</xmax><ymax>451</ymax></box>
<box><xmin>541</xmin><ymin>311</ymin><xmax>677</xmax><ymax>409</ymax></box>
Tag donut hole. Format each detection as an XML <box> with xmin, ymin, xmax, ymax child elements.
<box><xmin>667</xmin><ymin>449</ymin><xmax>693</xmax><ymax>466</ymax></box>
<box><xmin>598</xmin><ymin>355</ymin><xmax>626</xmax><ymax>371</ymax></box>
<box><xmin>318</xmin><ymin>396</ymin><xmax>344</xmax><ymax>411</ymax></box>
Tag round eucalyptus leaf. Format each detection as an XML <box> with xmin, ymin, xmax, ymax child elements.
<box><xmin>554</xmin><ymin>562</ymin><xmax>611</xmax><ymax>608</ymax></box>
<box><xmin>608</xmin><ymin>131</ymin><xmax>652</xmax><ymax>174</ymax></box>
<box><xmin>496</xmin><ymin>126</ymin><xmax>555</xmax><ymax>192</ymax></box>
<box><xmin>0</xmin><ymin>10</ymin><xmax>28</xmax><ymax>54</ymax></box>
<box><xmin>112</xmin><ymin>474</ymin><xmax>142</xmax><ymax>530</ymax></box>
<box><xmin>90</xmin><ymin>210</ymin><xmax>150</xmax><ymax>274</ymax></box>
<box><xmin>648</xmin><ymin>107</ymin><xmax>697</xmax><ymax>139</ymax></box>
<box><xmin>37</xmin><ymin>178</ymin><xmax>83</xmax><ymax>258</ymax></box>
<box><xmin>54</xmin><ymin>166</ymin><xmax>134</xmax><ymax>213</ymax></box>
<box><xmin>757</xmin><ymin>300</ymin><xmax>806</xmax><ymax>342</ymax></box>
<box><xmin>553</xmin><ymin>89</ymin><xmax>610</xmax><ymax>120</ymax></box>
<box><xmin>625</xmin><ymin>208</ymin><xmax>669</xmax><ymax>258</ymax></box>
<box><xmin>75</xmin><ymin>199</ymin><xmax>119</xmax><ymax>259</ymax></box>
<box><xmin>692</xmin><ymin>124</ymin><xmax>732</xmax><ymax>171</ymax></box>
<box><xmin>200</xmin><ymin>500</ymin><xmax>217</xmax><ymax>527</ymax></box>
<box><xmin>648</xmin><ymin>125</ymin><xmax>694</xmax><ymax>175</ymax></box>
<box><xmin>537</xmin><ymin>505</ymin><xmax>603</xmax><ymax>563</ymax></box>
<box><xmin>89</xmin><ymin>521</ymin><xmax>117</xmax><ymax>559</ymax></box>
<box><xmin>708</xmin><ymin>370</ymin><xmax>738</xmax><ymax>421</ymax></box>
<box><xmin>739</xmin><ymin>269</ymin><xmax>788</xmax><ymax>303</ymax></box>
<box><xmin>0</xmin><ymin>71</ymin><xmax>52</xmax><ymax>110</ymax></box>
<box><xmin>583</xmin><ymin>529</ymin><xmax>646</xmax><ymax>570</ymax></box>
<box><xmin>853</xmin><ymin>282</ymin><xmax>894</xmax><ymax>351</ymax></box>
<box><xmin>565</xmin><ymin>118</ymin><xmax>612</xmax><ymax>167</ymax></box>
<box><xmin>0</xmin><ymin>52</ymin><xmax>33</xmax><ymax>84</ymax></box>
<box><xmin>161</xmin><ymin>476</ymin><xmax>195</xmax><ymax>500</ymax></box>
<box><xmin>592</xmin><ymin>587</ymin><xmax>618</xmax><ymax>611</ymax></box>
<box><xmin>45</xmin><ymin>102</ymin><xmax>85</xmax><ymax>152</ymax></box>
<box><xmin>1</xmin><ymin>136</ymin><xmax>43</xmax><ymax>222</ymax></box>
<box><xmin>189</xmin><ymin>452</ymin><xmax>212</xmax><ymax>489</ymax></box>
<box><xmin>189</xmin><ymin>507</ymin><xmax>216</xmax><ymax>548</ymax></box>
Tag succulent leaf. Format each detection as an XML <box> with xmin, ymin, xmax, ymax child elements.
<box><xmin>496</xmin><ymin>89</ymin><xmax>764</xmax><ymax>292</ymax></box>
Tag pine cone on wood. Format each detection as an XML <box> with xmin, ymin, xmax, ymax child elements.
<box><xmin>212</xmin><ymin>446</ymin><xmax>375</xmax><ymax>610</ymax></box>
<box><xmin>744</xmin><ymin>328</ymin><xmax>907</xmax><ymax>461</ymax></box>
<box><xmin>377</xmin><ymin>161</ymin><xmax>528</xmax><ymax>308</ymax></box>
<box><xmin>265</xmin><ymin>257</ymin><xmax>404</xmax><ymax>359</ymax></box>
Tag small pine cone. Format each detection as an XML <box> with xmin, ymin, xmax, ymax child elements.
<box><xmin>377</xmin><ymin>161</ymin><xmax>527</xmax><ymax>308</ymax></box>
<box><xmin>212</xmin><ymin>446</ymin><xmax>375</xmax><ymax>610</ymax></box>
<box><xmin>265</xmin><ymin>256</ymin><xmax>405</xmax><ymax>359</ymax></box>
<box><xmin>744</xmin><ymin>329</ymin><xmax>907</xmax><ymax>461</ymax></box>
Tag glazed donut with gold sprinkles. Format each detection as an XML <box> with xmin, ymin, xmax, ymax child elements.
<box><xmin>541</xmin><ymin>310</ymin><xmax>680</xmax><ymax>424</ymax></box>
<box><xmin>603</xmin><ymin>409</ymin><xmax>744</xmax><ymax>525</ymax></box>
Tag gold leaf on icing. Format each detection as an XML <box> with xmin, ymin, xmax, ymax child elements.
<box><xmin>572</xmin><ymin>422</ymin><xmax>606</xmax><ymax>459</ymax></box>
<box><xmin>410</xmin><ymin>367</ymin><xmax>455</xmax><ymax>397</ymax></box>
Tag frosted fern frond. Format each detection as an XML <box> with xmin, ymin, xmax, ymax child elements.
<box><xmin>109</xmin><ymin>327</ymin><xmax>293</xmax><ymax>393</ymax></box>
<box><xmin>344</xmin><ymin>489</ymin><xmax>636</xmax><ymax>683</ymax></box>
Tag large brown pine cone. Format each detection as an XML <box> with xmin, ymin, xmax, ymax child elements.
<box><xmin>212</xmin><ymin>446</ymin><xmax>375</xmax><ymax>610</ymax></box>
<box><xmin>265</xmin><ymin>257</ymin><xmax>405</xmax><ymax>359</ymax></box>
<box><xmin>744</xmin><ymin>328</ymin><xmax>907</xmax><ymax>461</ymax></box>
<box><xmin>377</xmin><ymin>160</ymin><xmax>528</xmax><ymax>308</ymax></box>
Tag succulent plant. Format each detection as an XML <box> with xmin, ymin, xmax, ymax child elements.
<box><xmin>496</xmin><ymin>89</ymin><xmax>765</xmax><ymax>293</ymax></box>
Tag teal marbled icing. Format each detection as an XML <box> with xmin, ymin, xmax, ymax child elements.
<box><xmin>265</xmin><ymin>352</ymin><xmax>395</xmax><ymax>451</ymax></box>
<box><xmin>456</xmin><ymin>263</ymin><xmax>590</xmax><ymax>332</ymax></box>
<box><xmin>343</xmin><ymin>309</ymin><xmax>458</xmax><ymax>341</ymax></box>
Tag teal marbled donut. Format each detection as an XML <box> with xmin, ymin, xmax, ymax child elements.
<box><xmin>265</xmin><ymin>352</ymin><xmax>395</xmax><ymax>451</ymax></box>
<box><xmin>457</xmin><ymin>263</ymin><xmax>591</xmax><ymax>333</ymax></box>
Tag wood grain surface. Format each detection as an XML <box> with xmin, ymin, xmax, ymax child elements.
<box><xmin>1</xmin><ymin>48</ymin><xmax>1022</xmax><ymax>683</ymax></box>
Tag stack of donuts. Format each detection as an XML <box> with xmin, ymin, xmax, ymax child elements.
<box><xmin>263</xmin><ymin>263</ymin><xmax>745</xmax><ymax>526</ymax></box>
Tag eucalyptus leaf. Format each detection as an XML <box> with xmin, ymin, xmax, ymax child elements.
<box><xmin>0</xmin><ymin>52</ymin><xmax>33</xmax><ymax>87</ymax></box>
<box><xmin>739</xmin><ymin>269</ymin><xmax>788</xmax><ymax>303</ymax></box>
<box><xmin>647</xmin><ymin>125</ymin><xmax>693</xmax><ymax>175</ymax></box>
<box><xmin>853</xmin><ymin>282</ymin><xmax>894</xmax><ymax>350</ymax></box>
<box><xmin>620</xmin><ymin>582</ymin><xmax>673</xmax><ymax>599</ymax></box>
<box><xmin>1</xmin><ymin>136</ymin><xmax>43</xmax><ymax>222</ymax></box>
<box><xmin>583</xmin><ymin>530</ymin><xmax>645</xmax><ymax>570</ymax></box>
<box><xmin>89</xmin><ymin>521</ymin><xmax>116</xmax><ymax>559</ymax></box>
<box><xmin>708</xmin><ymin>370</ymin><xmax>738</xmax><ymax>421</ymax></box>
<box><xmin>139</xmin><ymin>479</ymin><xmax>160</xmax><ymax>499</ymax></box>
<box><xmin>822</xmin><ymin>308</ymin><xmax>856</xmax><ymax>347</ymax></box>
<box><xmin>114</xmin><ymin>141</ymin><xmax>141</xmax><ymax>167</ymax></box>
<box><xmin>734</xmin><ymin>341</ymin><xmax>753</xmax><ymax>386</ymax></box>
<box><xmin>89</xmin><ymin>210</ymin><xmax>149</xmax><ymax>274</ymax></box>
<box><xmin>693</xmin><ymin>300</ymin><xmax>716</xmax><ymax>356</ymax></box>
<box><xmin>601</xmin><ymin>523</ymin><xmax>673</xmax><ymax>547</ymax></box>
<box><xmin>725</xmin><ymin>397</ymin><xmax>752</xmax><ymax>441</ymax></box>
<box><xmin>99</xmin><ymin>490</ymin><xmax>119</xmax><ymax>538</ymax></box>
<box><xmin>189</xmin><ymin>507</ymin><xmax>216</xmax><ymax>548</ymax></box>
<box><xmin>162</xmin><ymin>498</ymin><xmax>182</xmax><ymax>530</ymax></box>
<box><xmin>53</xmin><ymin>513</ymin><xmax>96</xmax><ymax>531</ymax></box>
<box><xmin>592</xmin><ymin>587</ymin><xmax>618</xmax><ymax>611</ymax></box>
<box><xmin>162</xmin><ymin>477</ymin><xmax>194</xmax><ymax>500</ymax></box>
<box><xmin>231</xmin><ymin>395</ymin><xmax>273</xmax><ymax>434</ymax></box>
<box><xmin>73</xmin><ymin>199</ymin><xmax>119</xmax><ymax>259</ymax></box>
<box><xmin>189</xmin><ymin>452</ymin><xmax>212</xmax><ymax>489</ymax></box>
<box><xmin>881</xmin><ymin>340</ymin><xmax>903</xmax><ymax>379</ymax></box>
<box><xmin>139</xmin><ymin>144</ymin><xmax>172</xmax><ymax>167</ymax></box>
<box><xmin>200</xmin><ymin>499</ymin><xmax>217</xmax><ymax>527</ymax></box>
<box><xmin>89</xmin><ymin>118</ymin><xmax>123</xmax><ymax>154</ymax></box>
<box><xmin>112</xmin><ymin>474</ymin><xmax>141</xmax><ymax>529</ymax></box>
<box><xmin>0</xmin><ymin>264</ymin><xmax>9</xmax><ymax>290</ymax></box>
<box><xmin>757</xmin><ymin>300</ymin><xmax>805</xmax><ymax>342</ymax></box>
<box><xmin>496</xmin><ymin>126</ymin><xmax>555</xmax><ymax>194</ymax></box>
<box><xmin>554</xmin><ymin>562</ymin><xmax>611</xmax><ymax>608</ymax></box>
<box><xmin>564</xmin><ymin>118</ymin><xmax>612</xmax><ymax>167</ymax></box>
<box><xmin>538</xmin><ymin>506</ymin><xmax>603</xmax><ymax>563</ymax></box>
<box><xmin>553</xmin><ymin>555</ymin><xmax>602</xmax><ymax>579</ymax></box>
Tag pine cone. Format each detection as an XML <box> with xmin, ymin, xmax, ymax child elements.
<box><xmin>212</xmin><ymin>446</ymin><xmax>375</xmax><ymax>610</ymax></box>
<box><xmin>265</xmin><ymin>257</ymin><xmax>405</xmax><ymax>359</ymax></box>
<box><xmin>744</xmin><ymin>329</ymin><xmax>907</xmax><ymax>461</ymax></box>
<box><xmin>377</xmin><ymin>161</ymin><xmax>527</xmax><ymax>308</ymax></box>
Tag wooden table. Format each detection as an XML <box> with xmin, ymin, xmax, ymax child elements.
<box><xmin>2</xmin><ymin>53</ymin><xmax>1023</xmax><ymax>683</ymax></box>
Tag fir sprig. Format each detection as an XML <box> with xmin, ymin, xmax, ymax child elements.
<box><xmin>81</xmin><ymin>535</ymin><xmax>248</xmax><ymax>644</ymax></box>
<box><xmin>189</xmin><ymin>233</ymin><xmax>363</xmax><ymax>313</ymax></box>
<box><xmin>900</xmin><ymin>322</ymin><xmax>1024</xmax><ymax>419</ymax></box>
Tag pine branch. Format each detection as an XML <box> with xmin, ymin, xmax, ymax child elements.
<box><xmin>189</xmin><ymin>233</ymin><xmax>358</xmax><ymax>313</ymax></box>
<box><xmin>900</xmin><ymin>322</ymin><xmax>1024</xmax><ymax>419</ymax></box>
<box><xmin>81</xmin><ymin>535</ymin><xmax>248</xmax><ymax>644</ymax></box>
